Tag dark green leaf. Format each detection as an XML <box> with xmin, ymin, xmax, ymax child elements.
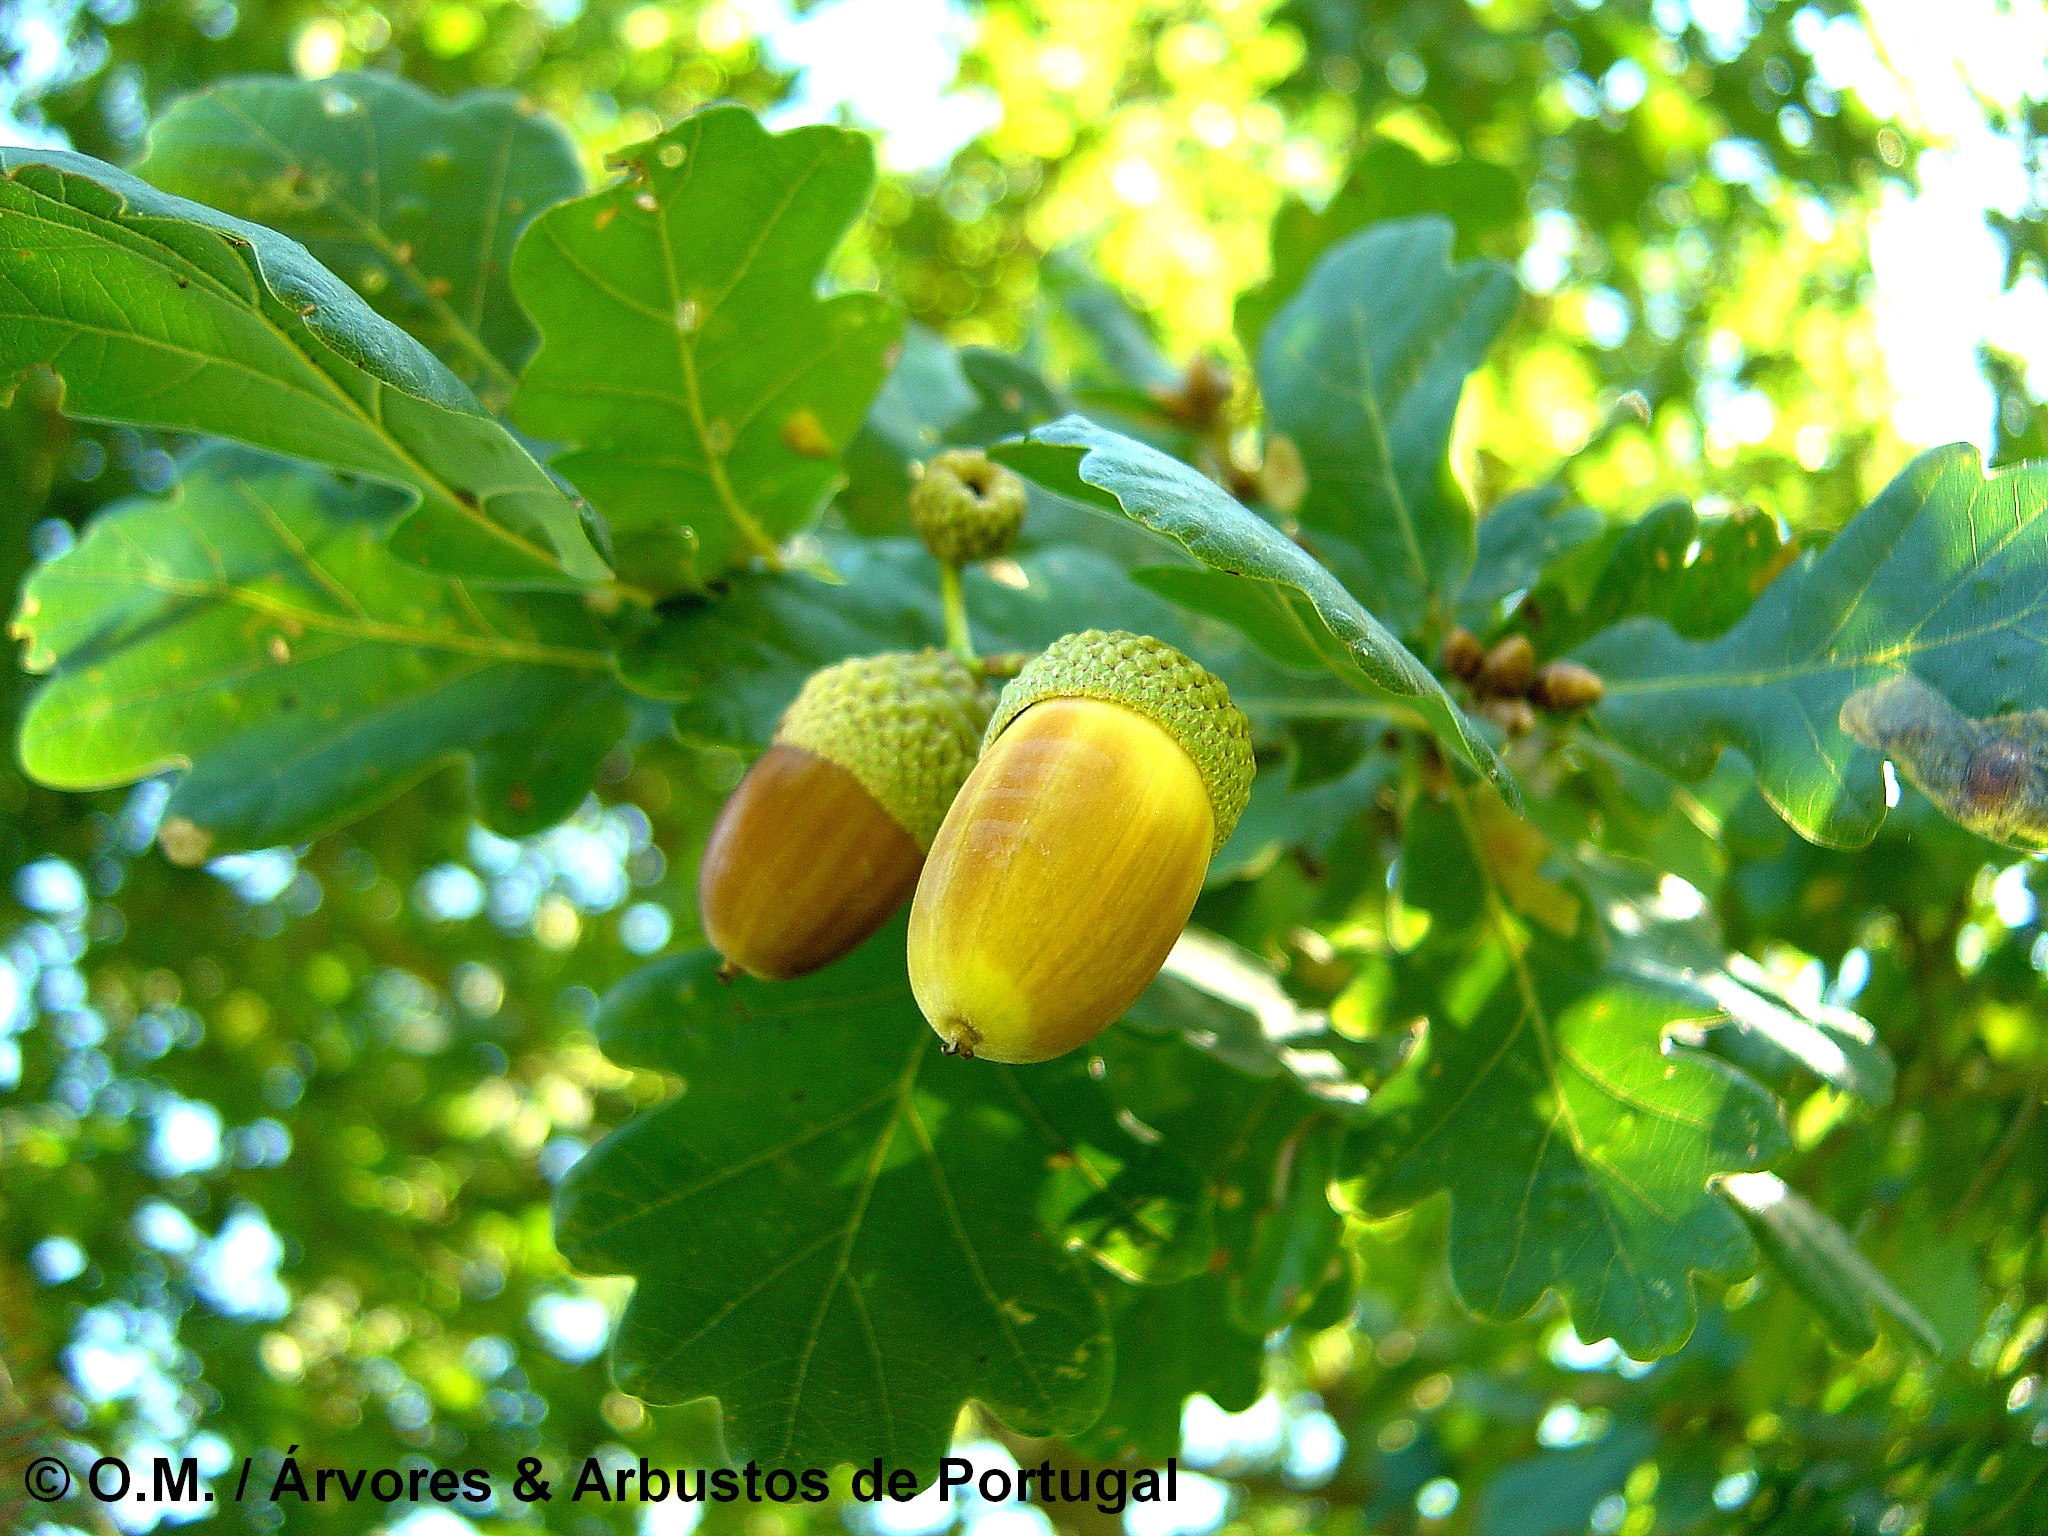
<box><xmin>511</xmin><ymin>106</ymin><xmax>901</xmax><ymax>594</ymax></box>
<box><xmin>0</xmin><ymin>145</ymin><xmax>610</xmax><ymax>587</ymax></box>
<box><xmin>1235</xmin><ymin>1114</ymin><xmax>1348</xmax><ymax>1333</ymax></box>
<box><xmin>839</xmin><ymin>323</ymin><xmax>981</xmax><ymax>535</ymax></box>
<box><xmin>10</xmin><ymin>446</ymin><xmax>622</xmax><ymax>853</ymax></box>
<box><xmin>992</xmin><ymin>417</ymin><xmax>1509</xmax><ymax>794</ymax></box>
<box><xmin>561</xmin><ymin>927</ymin><xmax>1211</xmax><ymax>1472</ymax></box>
<box><xmin>1581</xmin><ymin>446</ymin><xmax>2048</xmax><ymax>848</ymax></box>
<box><xmin>135</xmin><ymin>72</ymin><xmax>583</xmax><ymax>407</ymax></box>
<box><xmin>1071</xmin><ymin>1273</ymin><xmax>1263</xmax><ymax>1462</ymax></box>
<box><xmin>1258</xmin><ymin>218</ymin><xmax>1518</xmax><ymax>635</ymax></box>
<box><xmin>1351</xmin><ymin>827</ymin><xmax>1788</xmax><ymax>1356</ymax></box>
<box><xmin>1721</xmin><ymin>1173</ymin><xmax>1941</xmax><ymax>1354</ymax></box>
<box><xmin>1533</xmin><ymin>500</ymin><xmax>1791</xmax><ymax>656</ymax></box>
<box><xmin>1210</xmin><ymin>751</ymin><xmax>1393</xmax><ymax>887</ymax></box>
<box><xmin>1459</xmin><ymin>486</ymin><xmax>1605</xmax><ymax>629</ymax></box>
<box><xmin>1475</xmin><ymin>1424</ymin><xmax>1657</xmax><ymax>1536</ymax></box>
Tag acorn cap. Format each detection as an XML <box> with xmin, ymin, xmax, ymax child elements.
<box><xmin>985</xmin><ymin>630</ymin><xmax>1254</xmax><ymax>851</ymax></box>
<box><xmin>910</xmin><ymin>448</ymin><xmax>1028</xmax><ymax>565</ymax></box>
<box><xmin>775</xmin><ymin>650</ymin><xmax>991</xmax><ymax>850</ymax></box>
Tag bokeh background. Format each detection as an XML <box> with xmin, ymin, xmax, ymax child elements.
<box><xmin>4</xmin><ymin>2</ymin><xmax>2048</xmax><ymax>1534</ymax></box>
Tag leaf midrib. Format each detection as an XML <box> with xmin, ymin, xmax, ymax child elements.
<box><xmin>203</xmin><ymin>91</ymin><xmax>519</xmax><ymax>401</ymax></box>
<box><xmin>1435</xmin><ymin>781</ymin><xmax>1662</xmax><ymax>1325</ymax></box>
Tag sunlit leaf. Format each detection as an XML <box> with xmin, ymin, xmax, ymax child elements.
<box><xmin>1258</xmin><ymin>218</ymin><xmax>1518</xmax><ymax>636</ymax></box>
<box><xmin>1582</xmin><ymin>446</ymin><xmax>2048</xmax><ymax>848</ymax></box>
<box><xmin>993</xmin><ymin>416</ymin><xmax>1509</xmax><ymax>794</ymax></box>
<box><xmin>512</xmin><ymin>106</ymin><xmax>901</xmax><ymax>594</ymax></box>
<box><xmin>135</xmin><ymin>72</ymin><xmax>584</xmax><ymax>407</ymax></box>
<box><xmin>10</xmin><ymin>447</ymin><xmax>623</xmax><ymax>855</ymax></box>
<box><xmin>0</xmin><ymin>145</ymin><xmax>610</xmax><ymax>587</ymax></box>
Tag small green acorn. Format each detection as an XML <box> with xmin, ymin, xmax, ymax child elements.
<box><xmin>910</xmin><ymin>448</ymin><xmax>1028</xmax><ymax>565</ymax></box>
<box><xmin>700</xmin><ymin>650</ymin><xmax>990</xmax><ymax>981</ymax></box>
<box><xmin>908</xmin><ymin>630</ymin><xmax>1254</xmax><ymax>1064</ymax></box>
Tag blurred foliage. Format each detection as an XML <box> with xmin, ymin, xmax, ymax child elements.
<box><xmin>5</xmin><ymin>3</ymin><xmax>2048</xmax><ymax>1536</ymax></box>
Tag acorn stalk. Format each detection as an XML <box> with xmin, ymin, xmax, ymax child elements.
<box><xmin>908</xmin><ymin>631</ymin><xmax>1254</xmax><ymax>1064</ymax></box>
<box><xmin>700</xmin><ymin>650</ymin><xmax>989</xmax><ymax>981</ymax></box>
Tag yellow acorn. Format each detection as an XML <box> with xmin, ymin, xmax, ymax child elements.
<box><xmin>699</xmin><ymin>650</ymin><xmax>989</xmax><ymax>981</ymax></box>
<box><xmin>910</xmin><ymin>449</ymin><xmax>1028</xmax><ymax>565</ymax></box>
<box><xmin>908</xmin><ymin>630</ymin><xmax>1255</xmax><ymax>1064</ymax></box>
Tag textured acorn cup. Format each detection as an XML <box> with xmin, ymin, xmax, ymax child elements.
<box><xmin>910</xmin><ymin>449</ymin><xmax>1028</xmax><ymax>566</ymax></box>
<box><xmin>908</xmin><ymin>631</ymin><xmax>1255</xmax><ymax>1065</ymax></box>
<box><xmin>699</xmin><ymin>651</ymin><xmax>989</xmax><ymax>981</ymax></box>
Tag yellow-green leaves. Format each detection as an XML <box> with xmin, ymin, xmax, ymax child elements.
<box><xmin>12</xmin><ymin>448</ymin><xmax>621</xmax><ymax>855</ymax></box>
<box><xmin>1582</xmin><ymin>446</ymin><xmax>2048</xmax><ymax>849</ymax></box>
<box><xmin>512</xmin><ymin>107</ymin><xmax>902</xmax><ymax>595</ymax></box>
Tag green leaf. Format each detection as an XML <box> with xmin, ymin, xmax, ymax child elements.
<box><xmin>134</xmin><ymin>72</ymin><xmax>584</xmax><ymax>408</ymax></box>
<box><xmin>1645</xmin><ymin>957</ymin><xmax>1894</xmax><ymax>1107</ymax></box>
<box><xmin>617</xmin><ymin>537</ymin><xmax>1338</xmax><ymax>749</ymax></box>
<box><xmin>511</xmin><ymin>106</ymin><xmax>902</xmax><ymax>594</ymax></box>
<box><xmin>1099</xmin><ymin>1010</ymin><xmax>1345</xmax><ymax>1332</ymax></box>
<box><xmin>1721</xmin><ymin>1173</ymin><xmax>1941</xmax><ymax>1355</ymax></box>
<box><xmin>560</xmin><ymin>926</ymin><xmax>1212</xmax><ymax>1473</ymax></box>
<box><xmin>1257</xmin><ymin>218</ymin><xmax>1519</xmax><ymax>636</ymax></box>
<box><xmin>1209</xmin><ymin>751</ymin><xmax>1394</xmax><ymax>887</ymax></box>
<box><xmin>1475</xmin><ymin>1424</ymin><xmax>1657</xmax><ymax>1536</ymax></box>
<box><xmin>1234</xmin><ymin>1114</ymin><xmax>1349</xmax><ymax>1333</ymax></box>
<box><xmin>1071</xmin><ymin>1273</ymin><xmax>1263</xmax><ymax>1463</ymax></box>
<box><xmin>1580</xmin><ymin>446</ymin><xmax>2048</xmax><ymax>848</ymax></box>
<box><xmin>1354</xmin><ymin>797</ymin><xmax>1788</xmax><ymax>1356</ymax></box>
<box><xmin>1351</xmin><ymin>938</ymin><xmax>1785</xmax><ymax>1357</ymax></box>
<box><xmin>992</xmin><ymin>416</ymin><xmax>1510</xmax><ymax>795</ymax></box>
<box><xmin>1533</xmin><ymin>500</ymin><xmax>1791</xmax><ymax>656</ymax></box>
<box><xmin>10</xmin><ymin>446</ymin><xmax>622</xmax><ymax>854</ymax></box>
<box><xmin>1236</xmin><ymin>141</ymin><xmax>1523</xmax><ymax>356</ymax></box>
<box><xmin>0</xmin><ymin>145</ymin><xmax>610</xmax><ymax>588</ymax></box>
<box><xmin>1043</xmin><ymin>250</ymin><xmax>1180</xmax><ymax>395</ymax></box>
<box><xmin>839</xmin><ymin>323</ymin><xmax>982</xmax><ymax>535</ymax></box>
<box><xmin>1458</xmin><ymin>486</ymin><xmax>1605</xmax><ymax>630</ymax></box>
<box><xmin>1124</xmin><ymin>929</ymin><xmax>1376</xmax><ymax>1105</ymax></box>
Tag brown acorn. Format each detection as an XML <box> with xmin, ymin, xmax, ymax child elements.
<box><xmin>1475</xmin><ymin>633</ymin><xmax>1535</xmax><ymax>698</ymax></box>
<box><xmin>1479</xmin><ymin>696</ymin><xmax>1538</xmax><ymax>737</ymax></box>
<box><xmin>1441</xmin><ymin>626</ymin><xmax>1485</xmax><ymax>682</ymax></box>
<box><xmin>699</xmin><ymin>651</ymin><xmax>989</xmax><ymax>980</ymax></box>
<box><xmin>1530</xmin><ymin>659</ymin><xmax>1606</xmax><ymax>712</ymax></box>
<box><xmin>907</xmin><ymin>631</ymin><xmax>1254</xmax><ymax>1064</ymax></box>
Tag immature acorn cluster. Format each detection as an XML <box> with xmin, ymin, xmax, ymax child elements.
<box><xmin>1440</xmin><ymin>626</ymin><xmax>1604</xmax><ymax>736</ymax></box>
<box><xmin>698</xmin><ymin>453</ymin><xmax>1256</xmax><ymax>1064</ymax></box>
